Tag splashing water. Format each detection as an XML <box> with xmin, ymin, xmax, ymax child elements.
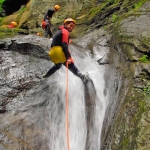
<box><xmin>41</xmin><ymin>44</ymin><xmax>107</xmax><ymax>150</ymax></box>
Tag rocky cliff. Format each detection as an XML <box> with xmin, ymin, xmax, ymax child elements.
<box><xmin>0</xmin><ymin>0</ymin><xmax>150</xmax><ymax>150</ymax></box>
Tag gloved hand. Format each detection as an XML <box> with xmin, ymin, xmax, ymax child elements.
<box><xmin>67</xmin><ymin>57</ymin><xmax>74</xmax><ymax>64</ymax></box>
<box><xmin>69</xmin><ymin>38</ymin><xmax>72</xmax><ymax>44</ymax></box>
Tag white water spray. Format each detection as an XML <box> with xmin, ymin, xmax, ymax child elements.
<box><xmin>43</xmin><ymin>44</ymin><xmax>108</xmax><ymax>150</ymax></box>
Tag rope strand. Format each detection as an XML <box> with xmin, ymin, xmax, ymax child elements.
<box><xmin>66</xmin><ymin>61</ymin><xmax>70</xmax><ymax>150</ymax></box>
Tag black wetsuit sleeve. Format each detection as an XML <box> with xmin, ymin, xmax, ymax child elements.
<box><xmin>44</xmin><ymin>9</ymin><xmax>54</xmax><ymax>20</ymax></box>
<box><xmin>62</xmin><ymin>42</ymin><xmax>71</xmax><ymax>60</ymax></box>
<box><xmin>44</xmin><ymin>12</ymin><xmax>48</xmax><ymax>20</ymax></box>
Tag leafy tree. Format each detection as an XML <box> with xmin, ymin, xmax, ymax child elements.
<box><xmin>0</xmin><ymin>0</ymin><xmax>5</xmax><ymax>13</ymax></box>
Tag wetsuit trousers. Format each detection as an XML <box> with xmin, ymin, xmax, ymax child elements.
<box><xmin>44</xmin><ymin>62</ymin><xmax>79</xmax><ymax>78</ymax></box>
<box><xmin>44</xmin><ymin>20</ymin><xmax>53</xmax><ymax>38</ymax></box>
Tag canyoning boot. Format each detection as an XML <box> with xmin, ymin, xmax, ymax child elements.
<box><xmin>42</xmin><ymin>74</ymin><xmax>47</xmax><ymax>78</ymax></box>
<box><xmin>77</xmin><ymin>72</ymin><xmax>89</xmax><ymax>84</ymax></box>
<box><xmin>35</xmin><ymin>74</ymin><xmax>46</xmax><ymax>80</ymax></box>
<box><xmin>42</xmin><ymin>74</ymin><xmax>49</xmax><ymax>79</ymax></box>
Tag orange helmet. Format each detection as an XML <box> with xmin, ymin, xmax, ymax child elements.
<box><xmin>64</xmin><ymin>18</ymin><xmax>76</xmax><ymax>25</ymax></box>
<box><xmin>10</xmin><ymin>21</ymin><xmax>17</xmax><ymax>27</ymax></box>
<box><xmin>36</xmin><ymin>32</ymin><xmax>42</xmax><ymax>36</ymax></box>
<box><xmin>54</xmin><ymin>5</ymin><xmax>60</xmax><ymax>11</ymax></box>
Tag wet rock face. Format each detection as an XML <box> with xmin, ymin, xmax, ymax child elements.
<box><xmin>117</xmin><ymin>2</ymin><xmax>150</xmax><ymax>61</ymax></box>
<box><xmin>101</xmin><ymin>2</ymin><xmax>150</xmax><ymax>150</ymax></box>
<box><xmin>1</xmin><ymin>0</ymin><xmax>100</xmax><ymax>30</ymax></box>
<box><xmin>1</xmin><ymin>1</ymin><xmax>150</xmax><ymax>150</ymax></box>
<box><xmin>0</xmin><ymin>35</ymin><xmax>51</xmax><ymax>113</ymax></box>
<box><xmin>0</xmin><ymin>32</ymin><xmax>109</xmax><ymax>150</ymax></box>
<box><xmin>0</xmin><ymin>35</ymin><xmax>53</xmax><ymax>149</ymax></box>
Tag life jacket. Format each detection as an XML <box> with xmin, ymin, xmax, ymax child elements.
<box><xmin>7</xmin><ymin>24</ymin><xmax>14</xmax><ymax>28</ymax></box>
<box><xmin>41</xmin><ymin>19</ymin><xmax>46</xmax><ymax>30</ymax></box>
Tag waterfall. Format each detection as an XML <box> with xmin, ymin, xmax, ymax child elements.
<box><xmin>41</xmin><ymin>44</ymin><xmax>108</xmax><ymax>150</ymax></box>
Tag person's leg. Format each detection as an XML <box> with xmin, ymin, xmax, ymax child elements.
<box><xmin>66</xmin><ymin>62</ymin><xmax>79</xmax><ymax>75</ymax></box>
<box><xmin>49</xmin><ymin>29</ymin><xmax>53</xmax><ymax>38</ymax></box>
<box><xmin>63</xmin><ymin>62</ymin><xmax>87</xmax><ymax>82</ymax></box>
<box><xmin>47</xmin><ymin>21</ymin><xmax>53</xmax><ymax>38</ymax></box>
<box><xmin>44</xmin><ymin>25</ymin><xmax>49</xmax><ymax>38</ymax></box>
<box><xmin>43</xmin><ymin>63</ymin><xmax>62</xmax><ymax>78</ymax></box>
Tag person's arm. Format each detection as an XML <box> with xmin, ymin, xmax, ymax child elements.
<box><xmin>68</xmin><ymin>36</ymin><xmax>72</xmax><ymax>44</ymax></box>
<box><xmin>44</xmin><ymin>12</ymin><xmax>48</xmax><ymax>20</ymax></box>
<box><xmin>62</xmin><ymin>29</ymin><xmax>71</xmax><ymax>60</ymax></box>
<box><xmin>47</xmin><ymin>9</ymin><xmax>54</xmax><ymax>19</ymax></box>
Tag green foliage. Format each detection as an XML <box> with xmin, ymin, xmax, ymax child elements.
<box><xmin>112</xmin><ymin>14</ymin><xmax>117</xmax><ymax>23</ymax></box>
<box><xmin>0</xmin><ymin>0</ymin><xmax>5</xmax><ymax>4</ymax></box>
<box><xmin>104</xmin><ymin>25</ymin><xmax>108</xmax><ymax>30</ymax></box>
<box><xmin>0</xmin><ymin>17</ymin><xmax>3</xmax><ymax>22</ymax></box>
<box><xmin>19</xmin><ymin>7</ymin><xmax>26</xmax><ymax>14</ymax></box>
<box><xmin>105</xmin><ymin>0</ymin><xmax>112</xmax><ymax>2</ymax></box>
<box><xmin>0</xmin><ymin>27</ymin><xmax>27</xmax><ymax>39</ymax></box>
<box><xmin>139</xmin><ymin>55</ymin><xmax>149</xmax><ymax>62</ymax></box>
<box><xmin>88</xmin><ymin>4</ymin><xmax>106</xmax><ymax>21</ymax></box>
<box><xmin>0</xmin><ymin>0</ymin><xmax>5</xmax><ymax>13</ymax></box>
<box><xmin>144</xmin><ymin>85</ymin><xmax>150</xmax><ymax>97</ymax></box>
<box><xmin>104</xmin><ymin>0</ymin><xmax>119</xmax><ymax>3</ymax></box>
<box><xmin>134</xmin><ymin>0</ymin><xmax>145</xmax><ymax>9</ymax></box>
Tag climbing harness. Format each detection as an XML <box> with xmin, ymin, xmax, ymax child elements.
<box><xmin>66</xmin><ymin>61</ymin><xmax>70</xmax><ymax>150</ymax></box>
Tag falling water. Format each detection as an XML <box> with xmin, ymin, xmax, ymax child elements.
<box><xmin>41</xmin><ymin>44</ymin><xmax>108</xmax><ymax>150</ymax></box>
